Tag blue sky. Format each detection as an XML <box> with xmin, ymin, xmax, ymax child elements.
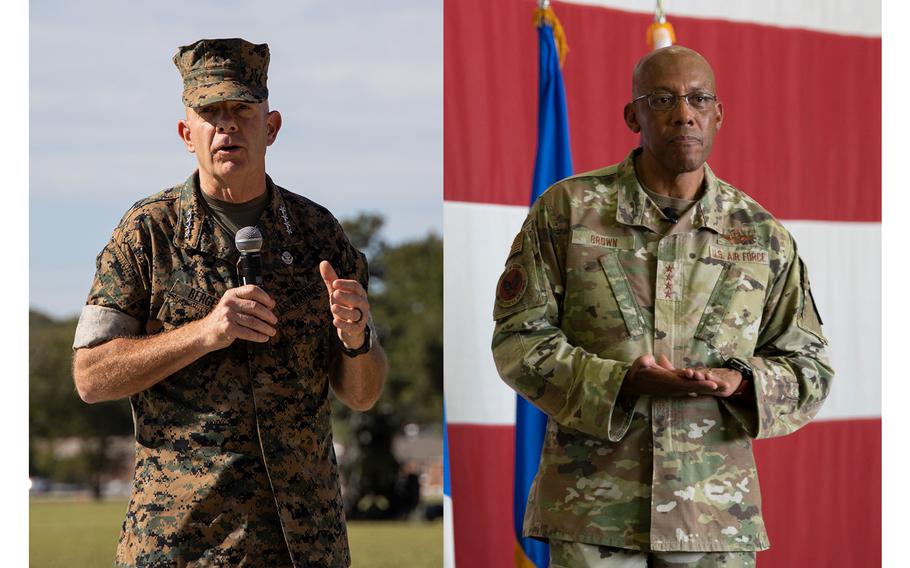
<box><xmin>30</xmin><ymin>0</ymin><xmax>442</xmax><ymax>318</ymax></box>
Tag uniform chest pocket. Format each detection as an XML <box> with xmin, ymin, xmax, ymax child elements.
<box><xmin>153</xmin><ymin>282</ymin><xmax>219</xmax><ymax>332</ymax></box>
<box><xmin>272</xmin><ymin>279</ymin><xmax>335</xmax><ymax>412</ymax></box>
<box><xmin>598</xmin><ymin>252</ymin><xmax>646</xmax><ymax>338</ymax></box>
<box><xmin>694</xmin><ymin>260</ymin><xmax>770</xmax><ymax>355</ymax></box>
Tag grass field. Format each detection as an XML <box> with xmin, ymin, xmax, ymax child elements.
<box><xmin>30</xmin><ymin>500</ymin><xmax>442</xmax><ymax>567</ymax></box>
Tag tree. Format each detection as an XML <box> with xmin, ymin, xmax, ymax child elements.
<box><xmin>337</xmin><ymin>214</ymin><xmax>443</xmax><ymax>517</ymax></box>
<box><xmin>29</xmin><ymin>311</ymin><xmax>133</xmax><ymax>498</ymax></box>
<box><xmin>338</xmin><ymin>214</ymin><xmax>443</xmax><ymax>427</ymax></box>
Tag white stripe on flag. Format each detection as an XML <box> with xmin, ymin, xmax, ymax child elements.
<box><xmin>559</xmin><ymin>0</ymin><xmax>880</xmax><ymax>37</ymax></box>
<box><xmin>443</xmin><ymin>200</ymin><xmax>881</xmax><ymax>424</ymax></box>
<box><xmin>444</xmin><ymin>201</ymin><xmax>525</xmax><ymax>425</ymax></box>
<box><xmin>782</xmin><ymin>220</ymin><xmax>881</xmax><ymax>420</ymax></box>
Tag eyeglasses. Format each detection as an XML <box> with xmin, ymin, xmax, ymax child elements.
<box><xmin>632</xmin><ymin>91</ymin><xmax>718</xmax><ymax>112</ymax></box>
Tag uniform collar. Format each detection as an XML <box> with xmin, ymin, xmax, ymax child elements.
<box><xmin>174</xmin><ymin>172</ymin><xmax>304</xmax><ymax>259</ymax></box>
<box><xmin>258</xmin><ymin>176</ymin><xmax>305</xmax><ymax>250</ymax></box>
<box><xmin>615</xmin><ymin>148</ymin><xmax>726</xmax><ymax>235</ymax></box>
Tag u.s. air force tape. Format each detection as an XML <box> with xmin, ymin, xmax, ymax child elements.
<box><xmin>496</xmin><ymin>264</ymin><xmax>528</xmax><ymax>308</ymax></box>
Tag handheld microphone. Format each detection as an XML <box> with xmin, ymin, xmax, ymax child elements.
<box><xmin>235</xmin><ymin>226</ymin><xmax>264</xmax><ymax>286</ymax></box>
<box><xmin>235</xmin><ymin>226</ymin><xmax>269</xmax><ymax>351</ymax></box>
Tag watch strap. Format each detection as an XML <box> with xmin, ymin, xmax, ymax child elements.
<box><xmin>724</xmin><ymin>358</ymin><xmax>753</xmax><ymax>397</ymax></box>
<box><xmin>340</xmin><ymin>322</ymin><xmax>372</xmax><ymax>358</ymax></box>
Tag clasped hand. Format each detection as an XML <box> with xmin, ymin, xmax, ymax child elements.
<box><xmin>621</xmin><ymin>354</ymin><xmax>743</xmax><ymax>398</ymax></box>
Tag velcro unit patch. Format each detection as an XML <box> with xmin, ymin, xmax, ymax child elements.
<box><xmin>496</xmin><ymin>264</ymin><xmax>529</xmax><ymax>308</ymax></box>
<box><xmin>508</xmin><ymin>231</ymin><xmax>524</xmax><ymax>258</ymax></box>
<box><xmin>709</xmin><ymin>245</ymin><xmax>769</xmax><ymax>265</ymax></box>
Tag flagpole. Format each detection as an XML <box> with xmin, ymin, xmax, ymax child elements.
<box><xmin>515</xmin><ymin>5</ymin><xmax>573</xmax><ymax>568</ymax></box>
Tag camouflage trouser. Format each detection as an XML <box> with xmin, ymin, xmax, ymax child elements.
<box><xmin>549</xmin><ymin>540</ymin><xmax>756</xmax><ymax>568</ymax></box>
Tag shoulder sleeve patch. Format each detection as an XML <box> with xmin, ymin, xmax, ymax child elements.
<box><xmin>493</xmin><ymin>227</ymin><xmax>549</xmax><ymax>320</ymax></box>
<box><xmin>496</xmin><ymin>264</ymin><xmax>528</xmax><ymax>308</ymax></box>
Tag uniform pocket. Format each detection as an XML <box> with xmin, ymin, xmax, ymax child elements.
<box><xmin>694</xmin><ymin>262</ymin><xmax>734</xmax><ymax>345</ymax></box>
<box><xmin>694</xmin><ymin>260</ymin><xmax>769</xmax><ymax>356</ymax></box>
<box><xmin>796</xmin><ymin>258</ymin><xmax>828</xmax><ymax>344</ymax></box>
<box><xmin>274</xmin><ymin>287</ymin><xmax>334</xmax><ymax>414</ymax></box>
<box><xmin>598</xmin><ymin>252</ymin><xmax>645</xmax><ymax>338</ymax></box>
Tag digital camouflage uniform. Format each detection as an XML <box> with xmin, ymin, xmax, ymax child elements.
<box><xmin>172</xmin><ymin>38</ymin><xmax>270</xmax><ymax>109</ymax></box>
<box><xmin>74</xmin><ymin>173</ymin><xmax>366</xmax><ymax>567</ymax></box>
<box><xmin>491</xmin><ymin>149</ymin><xmax>833</xmax><ymax>554</ymax></box>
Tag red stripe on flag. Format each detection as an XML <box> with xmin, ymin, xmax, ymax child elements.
<box><xmin>448</xmin><ymin>424</ymin><xmax>515</xmax><ymax>568</ymax></box>
<box><xmin>753</xmin><ymin>418</ymin><xmax>881</xmax><ymax>567</ymax></box>
<box><xmin>444</xmin><ymin>0</ymin><xmax>881</xmax><ymax>222</ymax></box>
<box><xmin>447</xmin><ymin>418</ymin><xmax>881</xmax><ymax>566</ymax></box>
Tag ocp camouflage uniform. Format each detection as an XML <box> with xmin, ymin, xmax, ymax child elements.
<box><xmin>74</xmin><ymin>173</ymin><xmax>366</xmax><ymax>567</ymax></box>
<box><xmin>491</xmin><ymin>149</ymin><xmax>833</xmax><ymax>553</ymax></box>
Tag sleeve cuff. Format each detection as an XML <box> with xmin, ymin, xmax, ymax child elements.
<box><xmin>73</xmin><ymin>305</ymin><xmax>141</xmax><ymax>349</ymax></box>
<box><xmin>720</xmin><ymin>358</ymin><xmax>760</xmax><ymax>437</ymax></box>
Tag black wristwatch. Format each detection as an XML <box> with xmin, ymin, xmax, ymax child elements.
<box><xmin>340</xmin><ymin>323</ymin><xmax>372</xmax><ymax>358</ymax></box>
<box><xmin>723</xmin><ymin>358</ymin><xmax>753</xmax><ymax>397</ymax></box>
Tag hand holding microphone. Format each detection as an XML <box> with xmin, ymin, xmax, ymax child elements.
<box><xmin>195</xmin><ymin>227</ymin><xmax>277</xmax><ymax>351</ymax></box>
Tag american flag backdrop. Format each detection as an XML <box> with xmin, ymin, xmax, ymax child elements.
<box><xmin>443</xmin><ymin>1</ymin><xmax>881</xmax><ymax>566</ymax></box>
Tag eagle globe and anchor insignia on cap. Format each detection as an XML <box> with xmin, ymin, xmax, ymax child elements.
<box><xmin>496</xmin><ymin>264</ymin><xmax>529</xmax><ymax>308</ymax></box>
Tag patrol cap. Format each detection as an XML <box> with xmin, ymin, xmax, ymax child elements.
<box><xmin>173</xmin><ymin>38</ymin><xmax>270</xmax><ymax>108</ymax></box>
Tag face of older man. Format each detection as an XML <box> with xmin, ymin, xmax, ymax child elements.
<box><xmin>624</xmin><ymin>47</ymin><xmax>724</xmax><ymax>176</ymax></box>
<box><xmin>178</xmin><ymin>100</ymin><xmax>281</xmax><ymax>189</ymax></box>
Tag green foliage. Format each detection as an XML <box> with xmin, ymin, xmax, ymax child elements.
<box><xmin>373</xmin><ymin>235</ymin><xmax>444</xmax><ymax>423</ymax></box>
<box><xmin>29</xmin><ymin>312</ymin><xmax>133</xmax><ymax>493</ymax></box>
<box><xmin>29</xmin><ymin>313</ymin><xmax>134</xmax><ymax>442</ymax></box>
<box><xmin>337</xmin><ymin>214</ymin><xmax>443</xmax><ymax>426</ymax></box>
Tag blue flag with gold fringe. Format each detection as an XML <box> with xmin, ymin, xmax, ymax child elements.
<box><xmin>514</xmin><ymin>5</ymin><xmax>572</xmax><ymax>568</ymax></box>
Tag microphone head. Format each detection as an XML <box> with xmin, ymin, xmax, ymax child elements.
<box><xmin>235</xmin><ymin>226</ymin><xmax>263</xmax><ymax>254</ymax></box>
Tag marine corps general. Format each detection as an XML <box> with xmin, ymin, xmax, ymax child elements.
<box><xmin>72</xmin><ymin>38</ymin><xmax>387</xmax><ymax>567</ymax></box>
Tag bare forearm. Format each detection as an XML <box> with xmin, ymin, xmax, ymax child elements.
<box><xmin>331</xmin><ymin>342</ymin><xmax>387</xmax><ymax>411</ymax></box>
<box><xmin>73</xmin><ymin>320</ymin><xmax>212</xmax><ymax>403</ymax></box>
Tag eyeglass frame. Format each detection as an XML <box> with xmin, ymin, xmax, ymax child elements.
<box><xmin>631</xmin><ymin>90</ymin><xmax>719</xmax><ymax>112</ymax></box>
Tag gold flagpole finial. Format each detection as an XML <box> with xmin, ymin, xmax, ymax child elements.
<box><xmin>647</xmin><ymin>0</ymin><xmax>676</xmax><ymax>49</ymax></box>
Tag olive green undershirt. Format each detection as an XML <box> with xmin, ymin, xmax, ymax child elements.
<box><xmin>640</xmin><ymin>184</ymin><xmax>698</xmax><ymax>219</ymax></box>
<box><xmin>200</xmin><ymin>188</ymin><xmax>270</xmax><ymax>238</ymax></box>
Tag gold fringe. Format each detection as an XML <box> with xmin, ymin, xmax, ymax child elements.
<box><xmin>534</xmin><ymin>6</ymin><xmax>569</xmax><ymax>68</ymax></box>
<box><xmin>514</xmin><ymin>541</ymin><xmax>540</xmax><ymax>568</ymax></box>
